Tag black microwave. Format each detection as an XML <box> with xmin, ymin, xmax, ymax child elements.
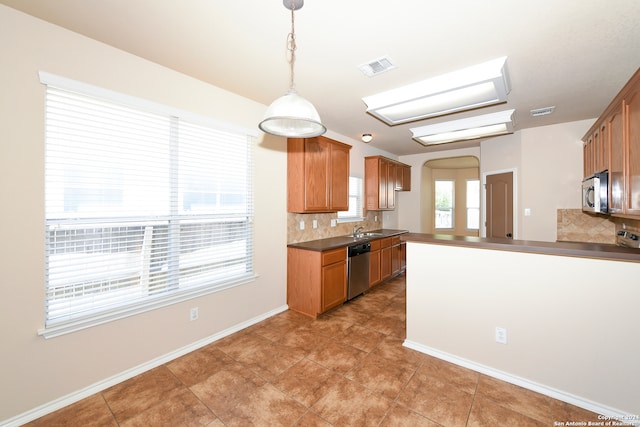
<box><xmin>582</xmin><ymin>171</ymin><xmax>608</xmax><ymax>214</ymax></box>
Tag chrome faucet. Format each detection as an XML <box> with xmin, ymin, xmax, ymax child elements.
<box><xmin>353</xmin><ymin>225</ymin><xmax>364</xmax><ymax>237</ymax></box>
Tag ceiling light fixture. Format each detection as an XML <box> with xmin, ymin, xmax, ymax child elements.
<box><xmin>362</xmin><ymin>57</ymin><xmax>511</xmax><ymax>126</ymax></box>
<box><xmin>361</xmin><ymin>133</ymin><xmax>373</xmax><ymax>143</ymax></box>
<box><xmin>410</xmin><ymin>109</ymin><xmax>515</xmax><ymax>146</ymax></box>
<box><xmin>259</xmin><ymin>0</ymin><xmax>326</xmax><ymax>138</ymax></box>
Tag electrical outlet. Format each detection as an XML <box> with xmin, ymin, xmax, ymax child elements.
<box><xmin>299</xmin><ymin>221</ymin><xmax>304</xmax><ymax>230</ymax></box>
<box><xmin>190</xmin><ymin>307</ymin><xmax>199</xmax><ymax>321</ymax></box>
<box><xmin>330</xmin><ymin>219</ymin><xmax>337</xmax><ymax>227</ymax></box>
<box><xmin>312</xmin><ymin>219</ymin><xmax>318</xmax><ymax>228</ymax></box>
<box><xmin>495</xmin><ymin>327</ymin><xmax>507</xmax><ymax>344</ymax></box>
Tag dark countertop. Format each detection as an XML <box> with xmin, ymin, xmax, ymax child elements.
<box><xmin>400</xmin><ymin>233</ymin><xmax>640</xmax><ymax>263</ymax></box>
<box><xmin>287</xmin><ymin>229</ymin><xmax>409</xmax><ymax>251</ymax></box>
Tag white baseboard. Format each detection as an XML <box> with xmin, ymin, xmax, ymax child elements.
<box><xmin>403</xmin><ymin>340</ymin><xmax>640</xmax><ymax>427</ymax></box>
<box><xmin>1</xmin><ymin>305</ymin><xmax>288</xmax><ymax>427</ymax></box>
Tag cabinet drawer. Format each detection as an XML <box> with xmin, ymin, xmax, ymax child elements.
<box><xmin>369</xmin><ymin>239</ymin><xmax>381</xmax><ymax>251</ymax></box>
<box><xmin>380</xmin><ymin>237</ymin><xmax>392</xmax><ymax>248</ymax></box>
<box><xmin>391</xmin><ymin>236</ymin><xmax>401</xmax><ymax>245</ymax></box>
<box><xmin>322</xmin><ymin>247</ymin><xmax>346</xmax><ymax>266</ymax></box>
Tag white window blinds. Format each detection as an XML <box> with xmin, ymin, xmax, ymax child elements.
<box><xmin>42</xmin><ymin>75</ymin><xmax>255</xmax><ymax>337</ymax></box>
<box><xmin>337</xmin><ymin>176</ymin><xmax>364</xmax><ymax>221</ymax></box>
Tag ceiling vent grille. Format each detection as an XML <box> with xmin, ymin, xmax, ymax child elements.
<box><xmin>530</xmin><ymin>106</ymin><xmax>555</xmax><ymax>117</ymax></box>
<box><xmin>359</xmin><ymin>56</ymin><xmax>396</xmax><ymax>77</ymax></box>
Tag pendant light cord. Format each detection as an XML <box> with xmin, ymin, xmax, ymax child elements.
<box><xmin>287</xmin><ymin>0</ymin><xmax>297</xmax><ymax>90</ymax></box>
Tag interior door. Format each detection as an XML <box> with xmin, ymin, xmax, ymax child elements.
<box><xmin>486</xmin><ymin>172</ymin><xmax>514</xmax><ymax>239</ymax></box>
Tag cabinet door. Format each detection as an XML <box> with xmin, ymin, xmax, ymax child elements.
<box><xmin>625</xmin><ymin>86</ymin><xmax>640</xmax><ymax>215</ymax></box>
<box><xmin>369</xmin><ymin>249</ymin><xmax>381</xmax><ymax>287</ymax></box>
<box><xmin>330</xmin><ymin>142</ymin><xmax>350</xmax><ymax>211</ymax></box>
<box><xmin>595</xmin><ymin>124</ymin><xmax>609</xmax><ymax>173</ymax></box>
<box><xmin>378</xmin><ymin>158</ymin><xmax>389</xmax><ymax>209</ymax></box>
<box><xmin>380</xmin><ymin>246</ymin><xmax>392</xmax><ymax>281</ymax></box>
<box><xmin>609</xmin><ymin>104</ymin><xmax>625</xmax><ymax>213</ymax></box>
<box><xmin>583</xmin><ymin>137</ymin><xmax>594</xmax><ymax>178</ymax></box>
<box><xmin>303</xmin><ymin>137</ymin><xmax>331</xmax><ymax>211</ymax></box>
<box><xmin>321</xmin><ymin>261</ymin><xmax>346</xmax><ymax>312</ymax></box>
<box><xmin>401</xmin><ymin>165</ymin><xmax>411</xmax><ymax>191</ymax></box>
<box><xmin>391</xmin><ymin>244</ymin><xmax>400</xmax><ymax>276</ymax></box>
<box><xmin>386</xmin><ymin>161</ymin><xmax>396</xmax><ymax>209</ymax></box>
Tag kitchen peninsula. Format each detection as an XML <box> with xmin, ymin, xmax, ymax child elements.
<box><xmin>400</xmin><ymin>233</ymin><xmax>640</xmax><ymax>420</ymax></box>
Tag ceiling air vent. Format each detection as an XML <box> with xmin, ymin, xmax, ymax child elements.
<box><xmin>358</xmin><ymin>56</ymin><xmax>396</xmax><ymax>77</ymax></box>
<box><xmin>530</xmin><ymin>106</ymin><xmax>555</xmax><ymax>117</ymax></box>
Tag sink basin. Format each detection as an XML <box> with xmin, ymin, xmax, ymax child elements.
<box><xmin>353</xmin><ymin>232</ymin><xmax>384</xmax><ymax>238</ymax></box>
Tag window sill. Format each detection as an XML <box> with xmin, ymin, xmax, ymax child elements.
<box><xmin>337</xmin><ymin>216</ymin><xmax>364</xmax><ymax>224</ymax></box>
<box><xmin>38</xmin><ymin>273</ymin><xmax>258</xmax><ymax>339</ymax></box>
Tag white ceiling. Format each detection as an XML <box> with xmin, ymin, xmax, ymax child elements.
<box><xmin>3</xmin><ymin>0</ymin><xmax>640</xmax><ymax>155</ymax></box>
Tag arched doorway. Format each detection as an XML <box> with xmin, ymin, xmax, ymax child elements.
<box><xmin>421</xmin><ymin>156</ymin><xmax>480</xmax><ymax>236</ymax></box>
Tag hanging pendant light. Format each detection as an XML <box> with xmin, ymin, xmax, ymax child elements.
<box><xmin>259</xmin><ymin>0</ymin><xmax>326</xmax><ymax>138</ymax></box>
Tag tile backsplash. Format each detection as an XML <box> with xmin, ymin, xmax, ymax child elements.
<box><xmin>287</xmin><ymin>211</ymin><xmax>382</xmax><ymax>244</ymax></box>
<box><xmin>557</xmin><ymin>209</ymin><xmax>640</xmax><ymax>244</ymax></box>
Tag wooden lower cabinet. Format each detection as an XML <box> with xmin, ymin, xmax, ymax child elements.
<box><xmin>369</xmin><ymin>239</ymin><xmax>381</xmax><ymax>287</ymax></box>
<box><xmin>380</xmin><ymin>237</ymin><xmax>393</xmax><ymax>282</ymax></box>
<box><xmin>287</xmin><ymin>247</ymin><xmax>347</xmax><ymax>318</ymax></box>
<box><xmin>391</xmin><ymin>236</ymin><xmax>407</xmax><ymax>277</ymax></box>
<box><xmin>371</xmin><ymin>236</ymin><xmax>406</xmax><ymax>286</ymax></box>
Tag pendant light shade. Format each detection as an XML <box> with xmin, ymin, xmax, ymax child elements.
<box><xmin>259</xmin><ymin>0</ymin><xmax>326</xmax><ymax>138</ymax></box>
<box><xmin>259</xmin><ymin>89</ymin><xmax>326</xmax><ymax>137</ymax></box>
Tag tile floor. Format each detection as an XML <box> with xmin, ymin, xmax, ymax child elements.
<box><xmin>26</xmin><ymin>274</ymin><xmax>602</xmax><ymax>426</ymax></box>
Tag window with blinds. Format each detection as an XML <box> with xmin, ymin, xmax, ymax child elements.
<box><xmin>41</xmin><ymin>73</ymin><xmax>255</xmax><ymax>337</ymax></box>
<box><xmin>337</xmin><ymin>176</ymin><xmax>364</xmax><ymax>222</ymax></box>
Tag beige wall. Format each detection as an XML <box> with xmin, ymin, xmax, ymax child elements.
<box><xmin>0</xmin><ymin>5</ymin><xmax>289</xmax><ymax>422</ymax></box>
<box><xmin>405</xmin><ymin>241</ymin><xmax>640</xmax><ymax>416</ymax></box>
<box><xmin>520</xmin><ymin>120</ymin><xmax>592</xmax><ymax>241</ymax></box>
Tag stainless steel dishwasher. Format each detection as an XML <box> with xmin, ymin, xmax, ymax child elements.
<box><xmin>347</xmin><ymin>242</ymin><xmax>370</xmax><ymax>300</ymax></box>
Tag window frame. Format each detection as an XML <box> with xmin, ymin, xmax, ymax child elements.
<box><xmin>337</xmin><ymin>175</ymin><xmax>364</xmax><ymax>223</ymax></box>
<box><xmin>39</xmin><ymin>72</ymin><xmax>258</xmax><ymax>338</ymax></box>
<box><xmin>434</xmin><ymin>179</ymin><xmax>455</xmax><ymax>230</ymax></box>
<box><xmin>466</xmin><ymin>179</ymin><xmax>481</xmax><ymax>231</ymax></box>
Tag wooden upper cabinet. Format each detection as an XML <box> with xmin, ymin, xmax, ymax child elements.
<box><xmin>583</xmin><ymin>136</ymin><xmax>594</xmax><ymax>178</ymax></box>
<box><xmin>364</xmin><ymin>156</ymin><xmax>411</xmax><ymax>211</ymax></box>
<box><xmin>288</xmin><ymin>136</ymin><xmax>351</xmax><ymax>213</ymax></box>
<box><xmin>583</xmin><ymin>67</ymin><xmax>640</xmax><ymax>217</ymax></box>
<box><xmin>386</xmin><ymin>160</ymin><xmax>396</xmax><ymax>209</ymax></box>
<box><xmin>595</xmin><ymin>123</ymin><xmax>609</xmax><ymax>174</ymax></box>
<box><xmin>625</xmin><ymin>83</ymin><xmax>640</xmax><ymax>215</ymax></box>
<box><xmin>397</xmin><ymin>164</ymin><xmax>412</xmax><ymax>191</ymax></box>
<box><xmin>609</xmin><ymin>103</ymin><xmax>625</xmax><ymax>214</ymax></box>
<box><xmin>329</xmin><ymin>141</ymin><xmax>350</xmax><ymax>211</ymax></box>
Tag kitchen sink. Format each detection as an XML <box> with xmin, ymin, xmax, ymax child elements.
<box><xmin>353</xmin><ymin>232</ymin><xmax>385</xmax><ymax>238</ymax></box>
